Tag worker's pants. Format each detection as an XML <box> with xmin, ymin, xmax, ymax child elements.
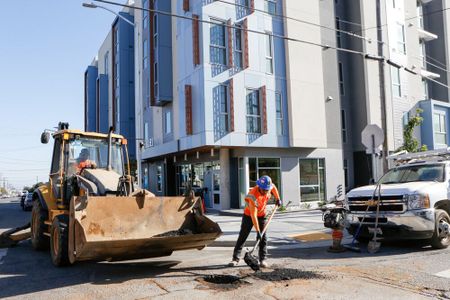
<box><xmin>232</xmin><ymin>214</ymin><xmax>267</xmax><ymax>261</ymax></box>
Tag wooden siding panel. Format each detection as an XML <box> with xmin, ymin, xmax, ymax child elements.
<box><xmin>193</xmin><ymin>15</ymin><xmax>200</xmax><ymax>66</ymax></box>
<box><xmin>243</xmin><ymin>19</ymin><xmax>249</xmax><ymax>69</ymax></box>
<box><xmin>185</xmin><ymin>85</ymin><xmax>193</xmax><ymax>135</ymax></box>
<box><xmin>261</xmin><ymin>86</ymin><xmax>267</xmax><ymax>134</ymax></box>
<box><xmin>183</xmin><ymin>0</ymin><xmax>189</xmax><ymax>11</ymax></box>
<box><xmin>227</xmin><ymin>19</ymin><xmax>233</xmax><ymax>67</ymax></box>
<box><xmin>229</xmin><ymin>79</ymin><xmax>234</xmax><ymax>132</ymax></box>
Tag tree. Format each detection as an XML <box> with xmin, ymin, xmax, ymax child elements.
<box><xmin>397</xmin><ymin>108</ymin><xmax>427</xmax><ymax>153</ymax></box>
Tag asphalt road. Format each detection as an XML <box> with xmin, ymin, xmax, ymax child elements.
<box><xmin>1</xmin><ymin>197</ymin><xmax>450</xmax><ymax>299</ymax></box>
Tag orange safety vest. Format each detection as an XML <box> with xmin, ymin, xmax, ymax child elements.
<box><xmin>244</xmin><ymin>185</ymin><xmax>280</xmax><ymax>217</ymax></box>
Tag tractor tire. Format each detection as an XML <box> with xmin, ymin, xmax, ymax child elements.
<box><xmin>50</xmin><ymin>215</ymin><xmax>70</xmax><ymax>267</ymax></box>
<box><xmin>431</xmin><ymin>209</ymin><xmax>450</xmax><ymax>249</ymax></box>
<box><xmin>31</xmin><ymin>200</ymin><xmax>49</xmax><ymax>250</ymax></box>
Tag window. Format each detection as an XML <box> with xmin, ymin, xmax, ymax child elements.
<box><xmin>164</xmin><ymin>110</ymin><xmax>172</xmax><ymax>134</ymax></box>
<box><xmin>144</xmin><ymin>122</ymin><xmax>149</xmax><ymax>148</ymax></box>
<box><xmin>343</xmin><ymin>159</ymin><xmax>348</xmax><ymax>189</ymax></box>
<box><xmin>335</xmin><ymin>17</ymin><xmax>341</xmax><ymax>48</ymax></box>
<box><xmin>275</xmin><ymin>92</ymin><xmax>283</xmax><ymax>135</ymax></box>
<box><xmin>391</xmin><ymin>67</ymin><xmax>401</xmax><ymax>97</ymax></box>
<box><xmin>341</xmin><ymin>109</ymin><xmax>347</xmax><ymax>143</ymax></box>
<box><xmin>402</xmin><ymin>111</ymin><xmax>409</xmax><ymax>130</ymax></box>
<box><xmin>143</xmin><ymin>0</ymin><xmax>148</xmax><ymax>29</ymax></box>
<box><xmin>422</xmin><ymin>79</ymin><xmax>429</xmax><ymax>99</ymax></box>
<box><xmin>104</xmin><ymin>51</ymin><xmax>109</xmax><ymax>75</ymax></box>
<box><xmin>246</xmin><ymin>89</ymin><xmax>261</xmax><ymax>133</ymax></box>
<box><xmin>338</xmin><ymin>62</ymin><xmax>344</xmax><ymax>95</ymax></box>
<box><xmin>417</xmin><ymin>3</ymin><xmax>424</xmax><ymax>29</ymax></box>
<box><xmin>249</xmin><ymin>157</ymin><xmax>281</xmax><ymax>202</ymax></box>
<box><xmin>156</xmin><ymin>165</ymin><xmax>162</xmax><ymax>192</ymax></box>
<box><xmin>265</xmin><ymin>33</ymin><xmax>274</xmax><ymax>74</ymax></box>
<box><xmin>299</xmin><ymin>158</ymin><xmax>326</xmax><ymax>202</ymax></box>
<box><xmin>234</xmin><ymin>24</ymin><xmax>243</xmax><ymax>68</ymax></box>
<box><xmin>143</xmin><ymin>39</ymin><xmax>148</xmax><ymax>69</ymax></box>
<box><xmin>264</xmin><ymin>0</ymin><xmax>277</xmax><ymax>15</ymax></box>
<box><xmin>419</xmin><ymin>41</ymin><xmax>426</xmax><ymax>68</ymax></box>
<box><xmin>219</xmin><ymin>85</ymin><xmax>229</xmax><ymax>133</ymax></box>
<box><xmin>396</xmin><ymin>23</ymin><xmax>406</xmax><ymax>54</ymax></box>
<box><xmin>153</xmin><ymin>14</ymin><xmax>158</xmax><ymax>48</ymax></box>
<box><xmin>434</xmin><ymin>112</ymin><xmax>447</xmax><ymax>147</ymax></box>
<box><xmin>210</xmin><ymin>20</ymin><xmax>227</xmax><ymax>65</ymax></box>
<box><xmin>154</xmin><ymin>61</ymin><xmax>158</xmax><ymax>97</ymax></box>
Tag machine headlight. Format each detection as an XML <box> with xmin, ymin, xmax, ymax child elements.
<box><xmin>407</xmin><ymin>193</ymin><xmax>430</xmax><ymax>210</ymax></box>
<box><xmin>344</xmin><ymin>195</ymin><xmax>349</xmax><ymax>210</ymax></box>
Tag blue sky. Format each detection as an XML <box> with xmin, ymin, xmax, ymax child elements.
<box><xmin>0</xmin><ymin>0</ymin><xmax>122</xmax><ymax>189</ymax></box>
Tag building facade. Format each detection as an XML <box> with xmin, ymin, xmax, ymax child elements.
<box><xmin>335</xmin><ymin>0</ymin><xmax>450</xmax><ymax>189</ymax></box>
<box><xmin>133</xmin><ymin>0</ymin><xmax>345</xmax><ymax>209</ymax></box>
<box><xmin>84</xmin><ymin>10</ymin><xmax>137</xmax><ymax>164</ymax></box>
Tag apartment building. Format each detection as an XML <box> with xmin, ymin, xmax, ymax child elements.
<box><xmin>84</xmin><ymin>9</ymin><xmax>137</xmax><ymax>163</ymax></box>
<box><xmin>133</xmin><ymin>0</ymin><xmax>344</xmax><ymax>209</ymax></box>
<box><xmin>335</xmin><ymin>0</ymin><xmax>450</xmax><ymax>189</ymax></box>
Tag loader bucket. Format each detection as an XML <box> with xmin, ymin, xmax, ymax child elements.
<box><xmin>68</xmin><ymin>194</ymin><xmax>222</xmax><ymax>263</ymax></box>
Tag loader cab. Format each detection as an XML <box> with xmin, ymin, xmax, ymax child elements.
<box><xmin>47</xmin><ymin>130</ymin><xmax>128</xmax><ymax>209</ymax></box>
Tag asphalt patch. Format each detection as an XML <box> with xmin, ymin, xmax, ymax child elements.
<box><xmin>254</xmin><ymin>268</ymin><xmax>325</xmax><ymax>281</ymax></box>
<box><xmin>199</xmin><ymin>274</ymin><xmax>249</xmax><ymax>290</ymax></box>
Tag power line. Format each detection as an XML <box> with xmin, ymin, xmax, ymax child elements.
<box><xmin>92</xmin><ymin>1</ymin><xmax>450</xmax><ymax>92</ymax></box>
<box><xmin>212</xmin><ymin>0</ymin><xmax>375</xmax><ymax>44</ymax></box>
<box><xmin>359</xmin><ymin>6</ymin><xmax>450</xmax><ymax>33</ymax></box>
<box><xmin>93</xmin><ymin>0</ymin><xmax>367</xmax><ymax>56</ymax></box>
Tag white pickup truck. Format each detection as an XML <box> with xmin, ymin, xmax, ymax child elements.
<box><xmin>345</xmin><ymin>149</ymin><xmax>450</xmax><ymax>248</ymax></box>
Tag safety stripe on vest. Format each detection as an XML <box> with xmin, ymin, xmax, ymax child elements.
<box><xmin>245</xmin><ymin>193</ymin><xmax>258</xmax><ymax>207</ymax></box>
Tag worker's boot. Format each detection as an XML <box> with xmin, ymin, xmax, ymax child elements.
<box><xmin>228</xmin><ymin>259</ymin><xmax>239</xmax><ymax>267</ymax></box>
<box><xmin>259</xmin><ymin>259</ymin><xmax>268</xmax><ymax>268</ymax></box>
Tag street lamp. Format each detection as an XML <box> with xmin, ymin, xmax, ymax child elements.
<box><xmin>82</xmin><ymin>2</ymin><xmax>135</xmax><ymax>27</ymax></box>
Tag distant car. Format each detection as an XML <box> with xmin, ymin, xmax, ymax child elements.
<box><xmin>23</xmin><ymin>193</ymin><xmax>33</xmax><ymax>211</ymax></box>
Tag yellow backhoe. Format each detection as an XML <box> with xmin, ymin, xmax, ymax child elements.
<box><xmin>0</xmin><ymin>122</ymin><xmax>222</xmax><ymax>266</ymax></box>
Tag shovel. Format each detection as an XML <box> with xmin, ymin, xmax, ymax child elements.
<box><xmin>367</xmin><ymin>188</ymin><xmax>382</xmax><ymax>254</ymax></box>
<box><xmin>244</xmin><ymin>206</ymin><xmax>278</xmax><ymax>271</ymax></box>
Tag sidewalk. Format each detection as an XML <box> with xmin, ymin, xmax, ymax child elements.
<box><xmin>206</xmin><ymin>208</ymin><xmax>353</xmax><ymax>251</ymax></box>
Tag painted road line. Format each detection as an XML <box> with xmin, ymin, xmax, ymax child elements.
<box><xmin>435</xmin><ymin>269</ymin><xmax>450</xmax><ymax>278</ymax></box>
<box><xmin>0</xmin><ymin>249</ymin><xmax>8</xmax><ymax>265</ymax></box>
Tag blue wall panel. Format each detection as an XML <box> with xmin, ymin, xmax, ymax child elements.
<box><xmin>98</xmin><ymin>74</ymin><xmax>109</xmax><ymax>134</ymax></box>
<box><xmin>85</xmin><ymin>66</ymin><xmax>98</xmax><ymax>132</ymax></box>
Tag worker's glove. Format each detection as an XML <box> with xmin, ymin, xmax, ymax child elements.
<box><xmin>256</xmin><ymin>232</ymin><xmax>262</xmax><ymax>241</ymax></box>
<box><xmin>275</xmin><ymin>199</ymin><xmax>282</xmax><ymax>207</ymax></box>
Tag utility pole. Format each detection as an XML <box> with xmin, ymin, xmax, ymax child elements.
<box><xmin>376</xmin><ymin>0</ymin><xmax>389</xmax><ymax>174</ymax></box>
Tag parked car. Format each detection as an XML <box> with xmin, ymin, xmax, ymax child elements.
<box><xmin>20</xmin><ymin>191</ymin><xmax>28</xmax><ymax>209</ymax></box>
<box><xmin>23</xmin><ymin>193</ymin><xmax>33</xmax><ymax>211</ymax></box>
<box><xmin>345</xmin><ymin>149</ymin><xmax>450</xmax><ymax>249</ymax></box>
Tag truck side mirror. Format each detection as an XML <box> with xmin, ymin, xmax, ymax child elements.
<box><xmin>40</xmin><ymin>132</ymin><xmax>50</xmax><ymax>144</ymax></box>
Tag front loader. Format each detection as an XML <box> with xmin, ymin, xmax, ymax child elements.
<box><xmin>2</xmin><ymin>122</ymin><xmax>222</xmax><ymax>266</ymax></box>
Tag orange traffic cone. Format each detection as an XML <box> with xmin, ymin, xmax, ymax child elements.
<box><xmin>328</xmin><ymin>228</ymin><xmax>346</xmax><ymax>253</ymax></box>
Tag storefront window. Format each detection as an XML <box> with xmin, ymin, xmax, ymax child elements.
<box><xmin>248</xmin><ymin>157</ymin><xmax>281</xmax><ymax>202</ymax></box>
<box><xmin>299</xmin><ymin>158</ymin><xmax>326</xmax><ymax>202</ymax></box>
<box><xmin>156</xmin><ymin>165</ymin><xmax>162</xmax><ymax>192</ymax></box>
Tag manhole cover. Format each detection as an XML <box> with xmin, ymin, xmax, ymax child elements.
<box><xmin>254</xmin><ymin>268</ymin><xmax>325</xmax><ymax>281</ymax></box>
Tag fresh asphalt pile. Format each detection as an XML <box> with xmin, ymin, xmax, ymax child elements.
<box><xmin>153</xmin><ymin>229</ymin><xmax>194</xmax><ymax>237</ymax></box>
<box><xmin>254</xmin><ymin>268</ymin><xmax>326</xmax><ymax>281</ymax></box>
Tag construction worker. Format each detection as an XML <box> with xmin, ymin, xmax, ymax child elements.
<box><xmin>76</xmin><ymin>148</ymin><xmax>96</xmax><ymax>173</ymax></box>
<box><xmin>228</xmin><ymin>175</ymin><xmax>281</xmax><ymax>268</ymax></box>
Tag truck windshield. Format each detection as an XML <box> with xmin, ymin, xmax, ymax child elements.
<box><xmin>379</xmin><ymin>164</ymin><xmax>445</xmax><ymax>184</ymax></box>
<box><xmin>67</xmin><ymin>138</ymin><xmax>124</xmax><ymax>176</ymax></box>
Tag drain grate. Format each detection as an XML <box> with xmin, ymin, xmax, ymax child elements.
<box><xmin>254</xmin><ymin>268</ymin><xmax>325</xmax><ymax>281</ymax></box>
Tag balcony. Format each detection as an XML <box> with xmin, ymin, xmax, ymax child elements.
<box><xmin>418</xmin><ymin>28</ymin><xmax>438</xmax><ymax>41</ymax></box>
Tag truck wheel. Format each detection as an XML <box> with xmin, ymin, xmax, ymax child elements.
<box><xmin>31</xmin><ymin>200</ymin><xmax>49</xmax><ymax>250</ymax></box>
<box><xmin>431</xmin><ymin>209</ymin><xmax>450</xmax><ymax>249</ymax></box>
<box><xmin>50</xmin><ymin>215</ymin><xmax>70</xmax><ymax>267</ymax></box>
